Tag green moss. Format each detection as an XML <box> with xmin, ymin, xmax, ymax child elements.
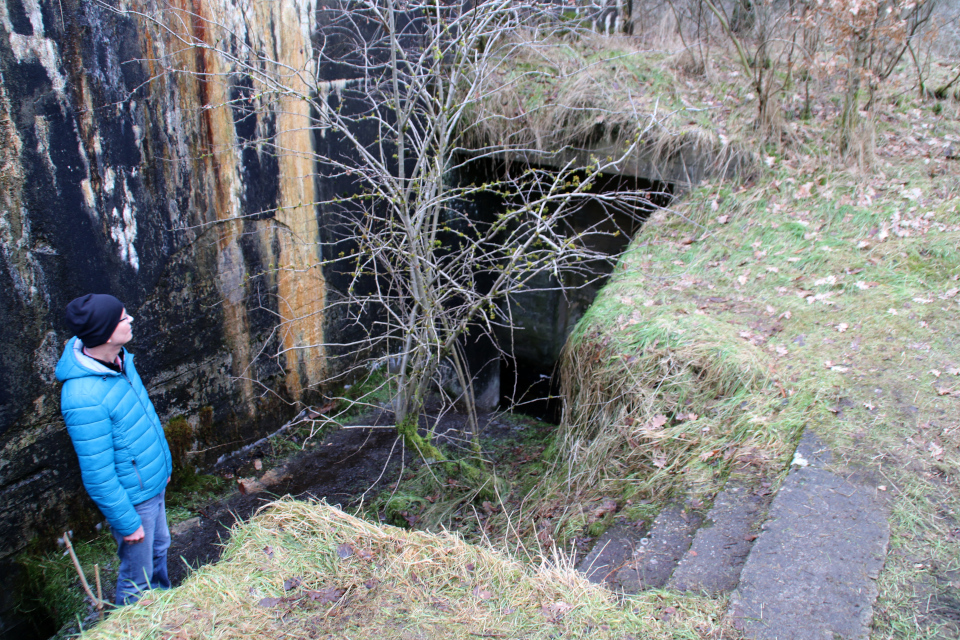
<box><xmin>196</xmin><ymin>406</ymin><xmax>215</xmax><ymax>447</ymax></box>
<box><xmin>164</xmin><ymin>417</ymin><xmax>195</xmax><ymax>489</ymax></box>
<box><xmin>384</xmin><ymin>494</ymin><xmax>427</xmax><ymax>528</ymax></box>
<box><xmin>586</xmin><ymin>517</ymin><xmax>612</xmax><ymax>538</ymax></box>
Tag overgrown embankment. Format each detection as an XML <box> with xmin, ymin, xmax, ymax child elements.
<box><xmin>548</xmin><ymin>133</ymin><xmax>960</xmax><ymax>634</ymax></box>
<box><xmin>81</xmin><ymin>500</ymin><xmax>722</xmax><ymax>640</ymax></box>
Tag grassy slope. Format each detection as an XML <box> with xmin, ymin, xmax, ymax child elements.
<box><xmin>552</xmin><ymin>57</ymin><xmax>960</xmax><ymax>636</ymax></box>
<box><xmin>82</xmin><ymin>500</ymin><xmax>724</xmax><ymax>639</ymax></box>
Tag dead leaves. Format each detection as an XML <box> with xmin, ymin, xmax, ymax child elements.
<box><xmin>589</xmin><ymin>497</ymin><xmax>618</xmax><ymax>521</ymax></box>
<box><xmin>472</xmin><ymin>585</ymin><xmax>494</xmax><ymax>601</ymax></box>
<box><xmin>647</xmin><ymin>414</ymin><xmax>668</xmax><ymax>430</ymax></box>
<box><xmin>541</xmin><ymin>601</ymin><xmax>573</xmax><ymax>623</ymax></box>
<box><xmin>258</xmin><ymin>583</ymin><xmax>344</xmax><ymax>609</ymax></box>
<box><xmin>308</xmin><ymin>587</ymin><xmax>346</xmax><ymax>603</ymax></box>
<box><xmin>335</xmin><ymin>542</ymin><xmax>376</xmax><ymax>562</ymax></box>
<box><xmin>794</xmin><ymin>181</ymin><xmax>814</xmax><ymax>199</ymax></box>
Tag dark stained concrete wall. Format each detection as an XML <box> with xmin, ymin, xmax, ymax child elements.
<box><xmin>0</xmin><ymin>1</ymin><xmax>325</xmax><ymax>633</ymax></box>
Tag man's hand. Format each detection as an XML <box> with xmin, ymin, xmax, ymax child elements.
<box><xmin>123</xmin><ymin>525</ymin><xmax>145</xmax><ymax>544</ymax></box>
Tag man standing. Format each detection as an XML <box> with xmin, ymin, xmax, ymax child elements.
<box><xmin>55</xmin><ymin>293</ymin><xmax>173</xmax><ymax>606</ymax></box>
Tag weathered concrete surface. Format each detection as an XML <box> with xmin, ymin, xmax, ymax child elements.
<box><xmin>0</xmin><ymin>1</ymin><xmax>326</xmax><ymax>635</ymax></box>
<box><xmin>730</xmin><ymin>431</ymin><xmax>890</xmax><ymax>640</ymax></box>
<box><xmin>576</xmin><ymin>522</ymin><xmax>648</xmax><ymax>586</ymax></box>
<box><xmin>667</xmin><ymin>478</ymin><xmax>770</xmax><ymax>595</ymax></box>
<box><xmin>617</xmin><ymin>505</ymin><xmax>702</xmax><ymax>591</ymax></box>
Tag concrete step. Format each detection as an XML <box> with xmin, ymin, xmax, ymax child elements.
<box><xmin>667</xmin><ymin>477</ymin><xmax>772</xmax><ymax>595</ymax></box>
<box><xmin>576</xmin><ymin>522</ymin><xmax>648</xmax><ymax>586</ymax></box>
<box><xmin>576</xmin><ymin>505</ymin><xmax>702</xmax><ymax>592</ymax></box>
<box><xmin>617</xmin><ymin>505</ymin><xmax>702</xmax><ymax>590</ymax></box>
<box><xmin>729</xmin><ymin>429</ymin><xmax>891</xmax><ymax>640</ymax></box>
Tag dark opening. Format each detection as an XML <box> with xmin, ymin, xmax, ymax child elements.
<box><xmin>452</xmin><ymin>157</ymin><xmax>674</xmax><ymax>423</ymax></box>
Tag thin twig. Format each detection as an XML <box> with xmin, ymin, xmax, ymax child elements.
<box><xmin>63</xmin><ymin>532</ymin><xmax>106</xmax><ymax>613</ymax></box>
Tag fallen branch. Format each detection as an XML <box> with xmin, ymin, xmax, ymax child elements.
<box><xmin>63</xmin><ymin>532</ymin><xmax>108</xmax><ymax>615</ymax></box>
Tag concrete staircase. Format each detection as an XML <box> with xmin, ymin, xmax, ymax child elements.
<box><xmin>577</xmin><ymin>429</ymin><xmax>890</xmax><ymax>639</ymax></box>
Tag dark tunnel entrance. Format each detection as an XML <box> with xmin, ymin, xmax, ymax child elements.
<box><xmin>453</xmin><ymin>158</ymin><xmax>675</xmax><ymax>423</ymax></box>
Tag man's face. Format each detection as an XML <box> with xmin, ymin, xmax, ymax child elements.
<box><xmin>109</xmin><ymin>309</ymin><xmax>134</xmax><ymax>346</ymax></box>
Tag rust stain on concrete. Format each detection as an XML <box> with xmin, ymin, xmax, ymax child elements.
<box><xmin>262</xmin><ymin>0</ymin><xmax>327</xmax><ymax>395</ymax></box>
<box><xmin>139</xmin><ymin>0</ymin><xmax>325</xmax><ymax>402</ymax></box>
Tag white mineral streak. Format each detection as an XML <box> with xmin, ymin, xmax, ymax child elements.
<box><xmin>23</xmin><ymin>0</ymin><xmax>44</xmax><ymax>34</ymax></box>
<box><xmin>110</xmin><ymin>176</ymin><xmax>140</xmax><ymax>270</ymax></box>
<box><xmin>0</xmin><ymin>72</ymin><xmax>49</xmax><ymax>305</ymax></box>
<box><xmin>33</xmin><ymin>116</ymin><xmax>57</xmax><ymax>188</ymax></box>
<box><xmin>80</xmin><ymin>180</ymin><xmax>96</xmax><ymax>210</ymax></box>
<box><xmin>0</xmin><ymin>0</ymin><xmax>68</xmax><ymax>106</ymax></box>
<box><xmin>1</xmin><ymin>0</ymin><xmax>100</xmax><ymax>225</ymax></box>
<box><xmin>317</xmin><ymin>78</ymin><xmax>357</xmax><ymax>138</ymax></box>
<box><xmin>103</xmin><ymin>167</ymin><xmax>116</xmax><ymax>194</ymax></box>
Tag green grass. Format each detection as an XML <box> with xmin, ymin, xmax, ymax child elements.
<box><xmin>165</xmin><ymin>473</ymin><xmax>232</xmax><ymax>526</ymax></box>
<box><xmin>538</xmin><ymin>143</ymin><xmax>960</xmax><ymax>636</ymax></box>
<box><xmin>16</xmin><ymin>533</ymin><xmax>117</xmax><ymax>634</ymax></box>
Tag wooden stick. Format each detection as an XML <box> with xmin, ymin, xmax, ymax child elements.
<box><xmin>94</xmin><ymin>564</ymin><xmax>104</xmax><ymax>620</ymax></box>
<box><xmin>62</xmin><ymin>532</ymin><xmax>105</xmax><ymax>612</ymax></box>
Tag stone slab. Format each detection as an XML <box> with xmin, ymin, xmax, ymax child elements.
<box><xmin>618</xmin><ymin>506</ymin><xmax>702</xmax><ymax>591</ymax></box>
<box><xmin>730</xmin><ymin>431</ymin><xmax>889</xmax><ymax>640</ymax></box>
<box><xmin>792</xmin><ymin>429</ymin><xmax>833</xmax><ymax>468</ymax></box>
<box><xmin>667</xmin><ymin>480</ymin><xmax>769</xmax><ymax>595</ymax></box>
<box><xmin>576</xmin><ymin>523</ymin><xmax>647</xmax><ymax>585</ymax></box>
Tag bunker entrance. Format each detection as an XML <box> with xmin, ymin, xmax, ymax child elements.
<box><xmin>453</xmin><ymin>159</ymin><xmax>675</xmax><ymax>423</ymax></box>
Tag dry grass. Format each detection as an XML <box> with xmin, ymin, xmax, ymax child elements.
<box><xmin>81</xmin><ymin>500</ymin><xmax>728</xmax><ymax>639</ymax></box>
<box><xmin>554</xmin><ymin>311</ymin><xmax>803</xmax><ymax>500</ymax></box>
<box><xmin>458</xmin><ymin>33</ymin><xmax>752</xmax><ymax>184</ymax></box>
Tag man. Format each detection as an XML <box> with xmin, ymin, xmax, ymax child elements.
<box><xmin>55</xmin><ymin>293</ymin><xmax>173</xmax><ymax>606</ymax></box>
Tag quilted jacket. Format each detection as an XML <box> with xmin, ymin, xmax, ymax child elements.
<box><xmin>56</xmin><ymin>337</ymin><xmax>172</xmax><ymax>536</ymax></box>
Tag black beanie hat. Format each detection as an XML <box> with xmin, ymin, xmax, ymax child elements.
<box><xmin>65</xmin><ymin>294</ymin><xmax>125</xmax><ymax>348</ymax></box>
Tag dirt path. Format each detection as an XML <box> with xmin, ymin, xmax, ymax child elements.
<box><xmin>166</xmin><ymin>418</ymin><xmax>410</xmax><ymax>588</ymax></box>
<box><xmin>163</xmin><ymin>406</ymin><xmax>517</xmax><ymax>592</ymax></box>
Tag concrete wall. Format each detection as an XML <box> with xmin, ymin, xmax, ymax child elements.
<box><xmin>0</xmin><ymin>0</ymin><xmax>325</xmax><ymax>633</ymax></box>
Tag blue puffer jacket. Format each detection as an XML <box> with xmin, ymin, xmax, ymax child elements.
<box><xmin>56</xmin><ymin>337</ymin><xmax>173</xmax><ymax>536</ymax></box>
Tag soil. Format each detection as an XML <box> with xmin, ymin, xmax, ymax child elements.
<box><xmin>167</xmin><ymin>413</ymin><xmax>405</xmax><ymax>586</ymax></box>
<box><xmin>164</xmin><ymin>406</ymin><xmax>526</xmax><ymax>590</ymax></box>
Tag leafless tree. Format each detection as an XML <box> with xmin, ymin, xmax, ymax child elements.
<box><xmin>112</xmin><ymin>0</ymin><xmax>657</xmax><ymax>474</ymax></box>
